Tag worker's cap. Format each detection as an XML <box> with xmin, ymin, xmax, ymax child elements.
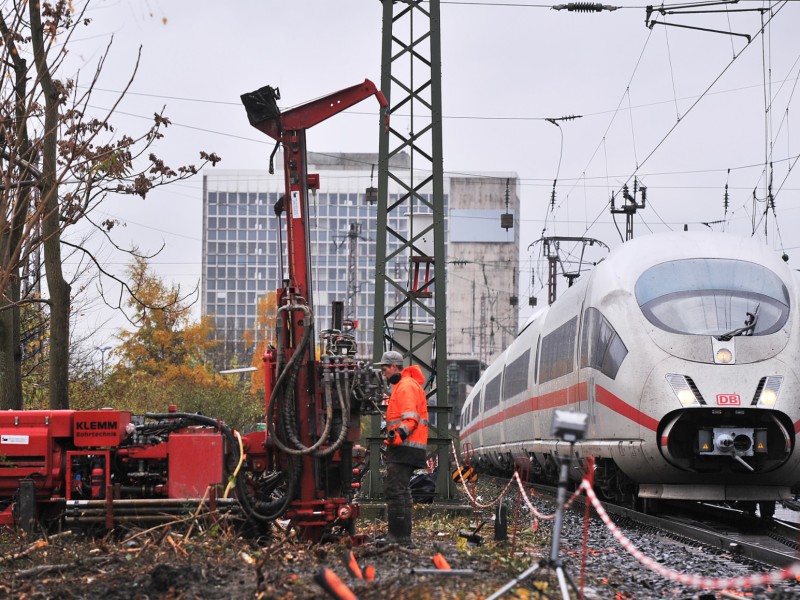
<box><xmin>376</xmin><ymin>350</ymin><xmax>404</xmax><ymax>367</ymax></box>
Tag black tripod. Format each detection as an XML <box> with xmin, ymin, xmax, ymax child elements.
<box><xmin>488</xmin><ymin>453</ymin><xmax>580</xmax><ymax>599</ymax></box>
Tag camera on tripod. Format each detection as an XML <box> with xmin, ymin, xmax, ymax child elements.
<box><xmin>551</xmin><ymin>410</ymin><xmax>588</xmax><ymax>443</ymax></box>
<box><xmin>487</xmin><ymin>409</ymin><xmax>590</xmax><ymax>600</ymax></box>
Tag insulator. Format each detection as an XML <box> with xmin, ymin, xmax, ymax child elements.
<box><xmin>566</xmin><ymin>3</ymin><xmax>605</xmax><ymax>12</ymax></box>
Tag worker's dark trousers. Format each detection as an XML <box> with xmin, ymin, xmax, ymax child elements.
<box><xmin>385</xmin><ymin>462</ymin><xmax>415</xmax><ymax>506</ymax></box>
<box><xmin>384</xmin><ymin>462</ymin><xmax>415</xmax><ymax>541</ymax></box>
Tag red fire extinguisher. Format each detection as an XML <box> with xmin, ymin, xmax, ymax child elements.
<box><xmin>91</xmin><ymin>461</ymin><xmax>105</xmax><ymax>499</ymax></box>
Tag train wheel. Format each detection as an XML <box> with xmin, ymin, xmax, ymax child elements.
<box><xmin>640</xmin><ymin>498</ymin><xmax>660</xmax><ymax>515</ymax></box>
<box><xmin>735</xmin><ymin>500</ymin><xmax>757</xmax><ymax>516</ymax></box>
<box><xmin>758</xmin><ymin>501</ymin><xmax>776</xmax><ymax>519</ymax></box>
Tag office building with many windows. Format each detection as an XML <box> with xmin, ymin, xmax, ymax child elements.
<box><xmin>201</xmin><ymin>153</ymin><xmax>519</xmax><ymax>427</ymax></box>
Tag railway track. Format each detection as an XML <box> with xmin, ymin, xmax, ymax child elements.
<box><xmin>480</xmin><ymin>474</ymin><xmax>800</xmax><ymax>570</ymax></box>
<box><xmin>605</xmin><ymin>501</ymin><xmax>800</xmax><ymax>569</ymax></box>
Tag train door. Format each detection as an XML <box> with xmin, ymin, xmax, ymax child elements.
<box><xmin>469</xmin><ymin>384</ymin><xmax>483</xmax><ymax>455</ymax></box>
<box><xmin>577</xmin><ymin>297</ymin><xmax>591</xmax><ymax>423</ymax></box>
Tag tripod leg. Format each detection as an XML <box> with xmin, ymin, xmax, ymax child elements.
<box><xmin>556</xmin><ymin>565</ymin><xmax>581</xmax><ymax>597</ymax></box>
<box><xmin>486</xmin><ymin>562</ymin><xmax>543</xmax><ymax>600</ymax></box>
<box><xmin>555</xmin><ymin>566</ymin><xmax>571</xmax><ymax>600</ymax></box>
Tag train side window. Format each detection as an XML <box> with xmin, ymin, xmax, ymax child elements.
<box><xmin>484</xmin><ymin>374</ymin><xmax>502</xmax><ymax>411</ymax></box>
<box><xmin>471</xmin><ymin>389</ymin><xmax>482</xmax><ymax>421</ymax></box>
<box><xmin>581</xmin><ymin>307</ymin><xmax>628</xmax><ymax>379</ymax></box>
<box><xmin>539</xmin><ymin>317</ymin><xmax>577</xmax><ymax>383</ymax></box>
<box><xmin>503</xmin><ymin>349</ymin><xmax>531</xmax><ymax>400</ymax></box>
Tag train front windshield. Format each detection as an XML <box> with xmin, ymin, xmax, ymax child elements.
<box><xmin>635</xmin><ymin>258</ymin><xmax>790</xmax><ymax>336</ymax></box>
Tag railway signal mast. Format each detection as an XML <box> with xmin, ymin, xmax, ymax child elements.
<box><xmin>610</xmin><ymin>178</ymin><xmax>647</xmax><ymax>241</ymax></box>
<box><xmin>531</xmin><ymin>236</ymin><xmax>608</xmax><ymax>305</ymax></box>
<box><xmin>369</xmin><ymin>0</ymin><xmax>454</xmax><ymax>501</ymax></box>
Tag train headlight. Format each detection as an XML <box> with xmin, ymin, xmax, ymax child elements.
<box><xmin>666</xmin><ymin>373</ymin><xmax>701</xmax><ymax>406</ymax></box>
<box><xmin>715</xmin><ymin>348</ymin><xmax>733</xmax><ymax>364</ymax></box>
<box><xmin>756</xmin><ymin>375</ymin><xmax>782</xmax><ymax>408</ymax></box>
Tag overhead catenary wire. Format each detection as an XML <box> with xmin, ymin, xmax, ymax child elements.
<box><xmin>588</xmin><ymin>1</ymin><xmax>790</xmax><ymax>242</ymax></box>
<box><xmin>75</xmin><ymin>3</ymin><xmax>799</xmax><ymax>294</ymax></box>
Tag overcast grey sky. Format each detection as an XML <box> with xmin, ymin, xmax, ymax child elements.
<box><xmin>64</xmin><ymin>0</ymin><xmax>800</xmax><ymax>352</ymax></box>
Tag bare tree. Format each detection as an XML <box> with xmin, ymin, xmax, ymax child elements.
<box><xmin>0</xmin><ymin>1</ymin><xmax>219</xmax><ymax>409</ymax></box>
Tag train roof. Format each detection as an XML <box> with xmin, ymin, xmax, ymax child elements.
<box><xmin>590</xmin><ymin>230</ymin><xmax>793</xmax><ymax>291</ymax></box>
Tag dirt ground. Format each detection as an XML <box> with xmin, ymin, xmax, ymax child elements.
<box><xmin>0</xmin><ymin>505</ymin><xmax>595</xmax><ymax>600</ymax></box>
<box><xmin>3</xmin><ymin>490</ymin><xmax>788</xmax><ymax>599</ymax></box>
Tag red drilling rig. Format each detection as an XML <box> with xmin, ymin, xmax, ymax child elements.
<box><xmin>238</xmin><ymin>79</ymin><xmax>388</xmax><ymax>539</ymax></box>
<box><xmin>0</xmin><ymin>80</ymin><xmax>388</xmax><ymax>542</ymax></box>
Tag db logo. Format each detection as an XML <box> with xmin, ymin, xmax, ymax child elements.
<box><xmin>716</xmin><ymin>394</ymin><xmax>741</xmax><ymax>406</ymax></box>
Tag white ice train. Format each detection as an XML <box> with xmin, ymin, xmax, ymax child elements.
<box><xmin>460</xmin><ymin>231</ymin><xmax>800</xmax><ymax>514</ymax></box>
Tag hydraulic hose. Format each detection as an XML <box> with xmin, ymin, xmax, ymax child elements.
<box><xmin>235</xmin><ymin>452</ymin><xmax>302</xmax><ymax>523</ymax></box>
<box><xmin>265</xmin><ymin>303</ymin><xmax>312</xmax><ymax>444</ymax></box>
<box><xmin>314</xmin><ymin>365</ymin><xmax>349</xmax><ymax>457</ymax></box>
<box><xmin>224</xmin><ymin>430</ymin><xmax>245</xmax><ymax>499</ymax></box>
<box><xmin>266</xmin><ymin>303</ymin><xmax>340</xmax><ymax>456</ymax></box>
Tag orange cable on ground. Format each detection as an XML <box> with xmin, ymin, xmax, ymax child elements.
<box><xmin>342</xmin><ymin>549</ymin><xmax>364</xmax><ymax>579</ymax></box>
<box><xmin>432</xmin><ymin>553</ymin><xmax>451</xmax><ymax>570</ymax></box>
<box><xmin>314</xmin><ymin>568</ymin><xmax>358</xmax><ymax>600</ymax></box>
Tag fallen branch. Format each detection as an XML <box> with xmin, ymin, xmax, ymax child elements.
<box><xmin>0</xmin><ymin>539</ymin><xmax>48</xmax><ymax>564</ymax></box>
<box><xmin>14</xmin><ymin>556</ymin><xmax>112</xmax><ymax>578</ymax></box>
<box><xmin>120</xmin><ymin>509</ymin><xmax>226</xmax><ymax>545</ymax></box>
<box><xmin>0</xmin><ymin>530</ymin><xmax>74</xmax><ymax>564</ymax></box>
<box><xmin>183</xmin><ymin>485</ymin><xmax>212</xmax><ymax>541</ymax></box>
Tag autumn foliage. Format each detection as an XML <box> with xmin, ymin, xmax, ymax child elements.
<box><xmin>102</xmin><ymin>257</ymin><xmax>261</xmax><ymax>429</ymax></box>
<box><xmin>242</xmin><ymin>291</ymin><xmax>278</xmax><ymax>396</ymax></box>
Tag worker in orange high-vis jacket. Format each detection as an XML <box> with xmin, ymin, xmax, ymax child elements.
<box><xmin>376</xmin><ymin>350</ymin><xmax>428</xmax><ymax>548</ymax></box>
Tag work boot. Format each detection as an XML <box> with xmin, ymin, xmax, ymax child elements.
<box><xmin>377</xmin><ymin>504</ymin><xmax>413</xmax><ymax>547</ymax></box>
<box><xmin>403</xmin><ymin>504</ymin><xmax>417</xmax><ymax>549</ymax></box>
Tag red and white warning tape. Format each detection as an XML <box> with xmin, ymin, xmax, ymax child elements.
<box><xmin>450</xmin><ymin>442</ymin><xmax>565</xmax><ymax>520</ymax></box>
<box><xmin>450</xmin><ymin>441</ymin><xmax>800</xmax><ymax>590</ymax></box>
<box><xmin>450</xmin><ymin>441</ymin><xmax>515</xmax><ymax>509</ymax></box>
<box><xmin>582</xmin><ymin>479</ymin><xmax>800</xmax><ymax>589</ymax></box>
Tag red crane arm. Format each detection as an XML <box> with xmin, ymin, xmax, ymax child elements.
<box><xmin>245</xmin><ymin>79</ymin><xmax>387</xmax><ymax>141</ymax></box>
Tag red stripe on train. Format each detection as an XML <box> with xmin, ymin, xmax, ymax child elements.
<box><xmin>594</xmin><ymin>386</ymin><xmax>659</xmax><ymax>432</ymax></box>
<box><xmin>463</xmin><ymin>383</ymin><xmax>658</xmax><ymax>437</ymax></box>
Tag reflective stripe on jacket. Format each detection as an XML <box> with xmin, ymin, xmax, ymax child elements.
<box><xmin>385</xmin><ymin>365</ymin><xmax>429</xmax><ymax>465</ymax></box>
